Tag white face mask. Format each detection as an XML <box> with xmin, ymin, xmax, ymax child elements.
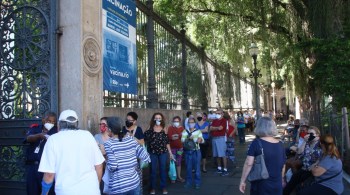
<box><xmin>173</xmin><ymin>122</ymin><xmax>180</xmax><ymax>127</ymax></box>
<box><xmin>216</xmin><ymin>114</ymin><xmax>222</xmax><ymax>119</ymax></box>
<box><xmin>44</xmin><ymin>123</ymin><xmax>54</xmax><ymax>130</ymax></box>
<box><xmin>189</xmin><ymin>123</ymin><xmax>196</xmax><ymax>129</ymax></box>
<box><xmin>155</xmin><ymin>120</ymin><xmax>161</xmax><ymax>126</ymax></box>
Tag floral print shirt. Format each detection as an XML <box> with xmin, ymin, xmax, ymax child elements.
<box><xmin>301</xmin><ymin>141</ymin><xmax>322</xmax><ymax>170</ymax></box>
<box><xmin>144</xmin><ymin>129</ymin><xmax>169</xmax><ymax>155</ymax></box>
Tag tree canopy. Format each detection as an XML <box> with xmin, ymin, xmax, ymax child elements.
<box><xmin>152</xmin><ymin>0</ymin><xmax>350</xmax><ymax>113</ymax></box>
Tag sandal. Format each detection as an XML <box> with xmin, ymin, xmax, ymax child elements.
<box><xmin>176</xmin><ymin>178</ymin><xmax>185</xmax><ymax>183</ymax></box>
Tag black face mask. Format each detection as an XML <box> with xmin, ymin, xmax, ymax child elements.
<box><xmin>197</xmin><ymin>117</ymin><xmax>202</xmax><ymax>121</ymax></box>
<box><xmin>125</xmin><ymin>120</ymin><xmax>133</xmax><ymax>128</ymax></box>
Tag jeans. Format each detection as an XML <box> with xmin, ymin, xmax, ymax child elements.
<box><xmin>150</xmin><ymin>153</ymin><xmax>167</xmax><ymax>190</ymax></box>
<box><xmin>238</xmin><ymin>128</ymin><xmax>245</xmax><ymax>143</ymax></box>
<box><xmin>184</xmin><ymin>150</ymin><xmax>201</xmax><ymax>186</ymax></box>
<box><xmin>115</xmin><ymin>184</ymin><xmax>140</xmax><ymax>195</ymax></box>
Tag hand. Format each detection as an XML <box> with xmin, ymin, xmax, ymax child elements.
<box><xmin>40</xmin><ymin>133</ymin><xmax>47</xmax><ymax>140</ymax></box>
<box><xmin>172</xmin><ymin>134</ymin><xmax>179</xmax><ymax>140</ymax></box>
<box><xmin>304</xmin><ymin>133</ymin><xmax>310</xmax><ymax>141</ymax></box>
<box><xmin>189</xmin><ymin>135</ymin><xmax>194</xmax><ymax>140</ymax></box>
<box><xmin>239</xmin><ymin>181</ymin><xmax>246</xmax><ymax>193</ymax></box>
<box><xmin>169</xmin><ymin>153</ymin><xmax>176</xmax><ymax>161</ymax></box>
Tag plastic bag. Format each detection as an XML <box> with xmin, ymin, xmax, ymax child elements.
<box><xmin>102</xmin><ymin>168</ymin><xmax>110</xmax><ymax>194</ymax></box>
<box><xmin>168</xmin><ymin>160</ymin><xmax>177</xmax><ymax>181</ymax></box>
<box><xmin>140</xmin><ymin>145</ymin><xmax>149</xmax><ymax>169</ymax></box>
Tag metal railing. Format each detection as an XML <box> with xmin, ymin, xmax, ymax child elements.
<box><xmin>103</xmin><ymin>0</ymin><xmax>257</xmax><ymax>110</ymax></box>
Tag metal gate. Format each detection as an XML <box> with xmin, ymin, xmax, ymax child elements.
<box><xmin>0</xmin><ymin>0</ymin><xmax>57</xmax><ymax>194</ymax></box>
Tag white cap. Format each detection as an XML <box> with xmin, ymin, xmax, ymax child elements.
<box><xmin>59</xmin><ymin>109</ymin><xmax>78</xmax><ymax>123</ymax></box>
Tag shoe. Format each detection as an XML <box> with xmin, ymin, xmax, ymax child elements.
<box><xmin>150</xmin><ymin>189</ymin><xmax>155</xmax><ymax>195</ymax></box>
<box><xmin>195</xmin><ymin>184</ymin><xmax>200</xmax><ymax>189</ymax></box>
<box><xmin>202</xmin><ymin>169</ymin><xmax>207</xmax><ymax>173</ymax></box>
<box><xmin>176</xmin><ymin>178</ymin><xmax>185</xmax><ymax>183</ymax></box>
<box><xmin>171</xmin><ymin>180</ymin><xmax>176</xmax><ymax>184</ymax></box>
<box><xmin>162</xmin><ymin>189</ymin><xmax>168</xmax><ymax>194</ymax></box>
<box><xmin>216</xmin><ymin>169</ymin><xmax>223</xmax><ymax>174</ymax></box>
<box><xmin>184</xmin><ymin>183</ymin><xmax>192</xmax><ymax>189</ymax></box>
<box><xmin>221</xmin><ymin>170</ymin><xmax>229</xmax><ymax>176</ymax></box>
<box><xmin>192</xmin><ymin>169</ymin><xmax>195</xmax><ymax>173</ymax></box>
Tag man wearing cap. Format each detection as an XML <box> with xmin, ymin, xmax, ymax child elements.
<box><xmin>24</xmin><ymin>112</ymin><xmax>58</xmax><ymax>195</ymax></box>
<box><xmin>38</xmin><ymin>110</ymin><xmax>105</xmax><ymax>195</ymax></box>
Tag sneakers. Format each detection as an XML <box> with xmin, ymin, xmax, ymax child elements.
<box><xmin>216</xmin><ymin>169</ymin><xmax>223</xmax><ymax>173</ymax></box>
<box><xmin>162</xmin><ymin>189</ymin><xmax>168</xmax><ymax>194</ymax></box>
<box><xmin>195</xmin><ymin>184</ymin><xmax>200</xmax><ymax>189</ymax></box>
<box><xmin>150</xmin><ymin>189</ymin><xmax>155</xmax><ymax>195</ymax></box>
<box><xmin>221</xmin><ymin>170</ymin><xmax>229</xmax><ymax>176</ymax></box>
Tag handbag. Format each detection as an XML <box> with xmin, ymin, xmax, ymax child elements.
<box><xmin>183</xmin><ymin>129</ymin><xmax>197</xmax><ymax>151</ymax></box>
<box><xmin>247</xmin><ymin>138</ymin><xmax>269</xmax><ymax>182</ymax></box>
<box><xmin>168</xmin><ymin>160</ymin><xmax>177</xmax><ymax>180</ymax></box>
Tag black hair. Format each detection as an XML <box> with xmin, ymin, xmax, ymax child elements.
<box><xmin>173</xmin><ymin>116</ymin><xmax>181</xmax><ymax>121</ymax></box>
<box><xmin>127</xmin><ymin>112</ymin><xmax>138</xmax><ymax>120</ymax></box>
<box><xmin>107</xmin><ymin>117</ymin><xmax>125</xmax><ymax>141</ymax></box>
<box><xmin>59</xmin><ymin>116</ymin><xmax>78</xmax><ymax>130</ymax></box>
<box><xmin>203</xmin><ymin>112</ymin><xmax>207</xmax><ymax>117</ymax></box>
<box><xmin>100</xmin><ymin>117</ymin><xmax>108</xmax><ymax>121</ymax></box>
<box><xmin>44</xmin><ymin>111</ymin><xmax>57</xmax><ymax>119</ymax></box>
<box><xmin>186</xmin><ymin>111</ymin><xmax>192</xmax><ymax>117</ymax></box>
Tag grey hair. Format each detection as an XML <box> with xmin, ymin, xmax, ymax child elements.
<box><xmin>254</xmin><ymin>117</ymin><xmax>277</xmax><ymax>137</ymax></box>
<box><xmin>59</xmin><ymin>116</ymin><xmax>79</xmax><ymax>131</ymax></box>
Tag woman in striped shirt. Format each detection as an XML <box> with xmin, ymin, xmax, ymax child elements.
<box><xmin>104</xmin><ymin>117</ymin><xmax>151</xmax><ymax>195</ymax></box>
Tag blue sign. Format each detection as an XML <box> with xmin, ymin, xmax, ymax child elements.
<box><xmin>102</xmin><ymin>0</ymin><xmax>137</xmax><ymax>94</ymax></box>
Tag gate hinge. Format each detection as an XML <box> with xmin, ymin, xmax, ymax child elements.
<box><xmin>55</xmin><ymin>28</ymin><xmax>63</xmax><ymax>35</ymax></box>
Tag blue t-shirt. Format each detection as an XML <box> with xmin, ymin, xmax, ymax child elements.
<box><xmin>317</xmin><ymin>155</ymin><xmax>343</xmax><ymax>194</ymax></box>
<box><xmin>247</xmin><ymin>138</ymin><xmax>286</xmax><ymax>195</ymax></box>
<box><xmin>195</xmin><ymin>121</ymin><xmax>210</xmax><ymax>140</ymax></box>
<box><xmin>122</xmin><ymin>126</ymin><xmax>144</xmax><ymax>140</ymax></box>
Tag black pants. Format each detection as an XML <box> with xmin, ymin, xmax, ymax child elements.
<box><xmin>297</xmin><ymin>183</ymin><xmax>337</xmax><ymax>195</ymax></box>
<box><xmin>283</xmin><ymin>169</ymin><xmax>312</xmax><ymax>195</ymax></box>
<box><xmin>26</xmin><ymin>164</ymin><xmax>55</xmax><ymax>195</ymax></box>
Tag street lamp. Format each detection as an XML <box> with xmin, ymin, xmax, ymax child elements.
<box><xmin>249</xmin><ymin>42</ymin><xmax>262</xmax><ymax>120</ymax></box>
<box><xmin>271</xmin><ymin>81</ymin><xmax>276</xmax><ymax>117</ymax></box>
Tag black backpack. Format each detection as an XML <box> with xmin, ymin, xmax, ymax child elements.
<box><xmin>183</xmin><ymin>129</ymin><xmax>197</xmax><ymax>151</ymax></box>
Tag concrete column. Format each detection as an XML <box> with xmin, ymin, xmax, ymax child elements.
<box><xmin>58</xmin><ymin>0</ymin><xmax>103</xmax><ymax>133</ymax></box>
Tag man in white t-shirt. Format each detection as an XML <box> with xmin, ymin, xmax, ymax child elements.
<box><xmin>39</xmin><ymin>109</ymin><xmax>105</xmax><ymax>195</ymax></box>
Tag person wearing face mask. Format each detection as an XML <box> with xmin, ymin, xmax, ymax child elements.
<box><xmin>94</xmin><ymin>117</ymin><xmax>111</xmax><ymax>194</ymax></box>
<box><xmin>144</xmin><ymin>113</ymin><xmax>174</xmax><ymax>195</ymax></box>
<box><xmin>182</xmin><ymin>117</ymin><xmax>204</xmax><ymax>189</ymax></box>
<box><xmin>167</xmin><ymin>116</ymin><xmax>185</xmax><ymax>183</ymax></box>
<box><xmin>283</xmin><ymin>126</ymin><xmax>323</xmax><ymax>195</ymax></box>
<box><xmin>209</xmin><ymin>109</ymin><xmax>229</xmax><ymax>176</ymax></box>
<box><xmin>195</xmin><ymin>112</ymin><xmax>210</xmax><ymax>173</ymax></box>
<box><xmin>24</xmin><ymin>111</ymin><xmax>58</xmax><ymax>195</ymax></box>
<box><xmin>122</xmin><ymin>112</ymin><xmax>144</xmax><ymax>145</ymax></box>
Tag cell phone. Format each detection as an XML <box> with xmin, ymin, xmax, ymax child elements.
<box><xmin>308</xmin><ymin>133</ymin><xmax>316</xmax><ymax>142</ymax></box>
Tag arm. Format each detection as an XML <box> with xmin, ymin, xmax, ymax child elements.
<box><xmin>239</xmin><ymin>156</ymin><xmax>254</xmax><ymax>193</ymax></box>
<box><xmin>42</xmin><ymin>173</ymin><xmax>55</xmax><ymax>195</ymax></box>
<box><xmin>166</xmin><ymin>144</ymin><xmax>174</xmax><ymax>160</ymax></box>
<box><xmin>297</xmin><ymin>140</ymin><xmax>307</xmax><ymax>154</ymax></box>
<box><xmin>95</xmin><ymin>163</ymin><xmax>103</xmax><ymax>183</ymax></box>
<box><xmin>104</xmin><ymin>143</ymin><xmax>118</xmax><ymax>172</ymax></box>
<box><xmin>311</xmin><ymin>162</ymin><xmax>326</xmax><ymax>177</ymax></box>
<box><xmin>27</xmin><ymin>133</ymin><xmax>46</xmax><ymax>143</ymax></box>
<box><xmin>136</xmin><ymin>144</ymin><xmax>151</xmax><ymax>163</ymax></box>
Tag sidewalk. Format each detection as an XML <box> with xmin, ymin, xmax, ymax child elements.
<box><xmin>142</xmin><ymin>125</ymin><xmax>350</xmax><ymax>194</ymax></box>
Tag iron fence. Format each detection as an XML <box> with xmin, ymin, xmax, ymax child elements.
<box><xmin>103</xmin><ymin>0</ymin><xmax>257</xmax><ymax>110</ymax></box>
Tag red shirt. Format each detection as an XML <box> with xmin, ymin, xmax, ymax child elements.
<box><xmin>210</xmin><ymin>118</ymin><xmax>227</xmax><ymax>137</ymax></box>
<box><xmin>167</xmin><ymin>126</ymin><xmax>184</xmax><ymax>149</ymax></box>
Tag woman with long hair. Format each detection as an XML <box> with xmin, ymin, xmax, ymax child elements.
<box><xmin>298</xmin><ymin>134</ymin><xmax>343</xmax><ymax>195</ymax></box>
<box><xmin>144</xmin><ymin>113</ymin><xmax>174</xmax><ymax>195</ymax></box>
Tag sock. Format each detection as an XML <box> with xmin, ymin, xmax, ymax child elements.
<box><xmin>217</xmin><ymin>166</ymin><xmax>222</xmax><ymax>170</ymax></box>
<box><xmin>223</xmin><ymin>168</ymin><xmax>228</xmax><ymax>171</ymax></box>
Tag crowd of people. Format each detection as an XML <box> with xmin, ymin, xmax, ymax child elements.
<box><xmin>23</xmin><ymin>108</ymin><xmax>344</xmax><ymax>195</ymax></box>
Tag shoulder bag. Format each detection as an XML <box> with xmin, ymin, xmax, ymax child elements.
<box><xmin>183</xmin><ymin>129</ymin><xmax>197</xmax><ymax>151</ymax></box>
<box><xmin>247</xmin><ymin>138</ymin><xmax>269</xmax><ymax>182</ymax></box>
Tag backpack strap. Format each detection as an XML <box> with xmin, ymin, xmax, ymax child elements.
<box><xmin>317</xmin><ymin>169</ymin><xmax>342</xmax><ymax>184</ymax></box>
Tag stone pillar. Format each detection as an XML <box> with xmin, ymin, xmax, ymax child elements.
<box><xmin>58</xmin><ymin>0</ymin><xmax>103</xmax><ymax>132</ymax></box>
